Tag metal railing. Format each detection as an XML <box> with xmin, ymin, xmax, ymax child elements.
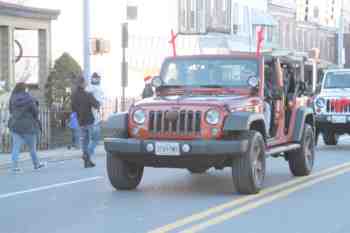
<box><xmin>0</xmin><ymin>97</ymin><xmax>138</xmax><ymax>153</ymax></box>
<box><xmin>0</xmin><ymin>103</ymin><xmax>50</xmax><ymax>153</ymax></box>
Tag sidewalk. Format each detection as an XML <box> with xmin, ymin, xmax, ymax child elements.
<box><xmin>0</xmin><ymin>145</ymin><xmax>106</xmax><ymax>170</ymax></box>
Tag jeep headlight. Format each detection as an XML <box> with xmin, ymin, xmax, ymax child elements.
<box><xmin>205</xmin><ymin>110</ymin><xmax>220</xmax><ymax>125</ymax></box>
<box><xmin>315</xmin><ymin>97</ymin><xmax>326</xmax><ymax>108</ymax></box>
<box><xmin>133</xmin><ymin>109</ymin><xmax>146</xmax><ymax>125</ymax></box>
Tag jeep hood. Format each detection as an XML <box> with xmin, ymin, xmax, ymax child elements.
<box><xmin>135</xmin><ymin>95</ymin><xmax>253</xmax><ymax>109</ymax></box>
<box><xmin>320</xmin><ymin>88</ymin><xmax>350</xmax><ymax>98</ymax></box>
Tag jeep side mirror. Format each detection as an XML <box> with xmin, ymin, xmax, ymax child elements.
<box><xmin>142</xmin><ymin>84</ymin><xmax>154</xmax><ymax>99</ymax></box>
<box><xmin>316</xmin><ymin>84</ymin><xmax>322</xmax><ymax>94</ymax></box>
<box><xmin>152</xmin><ymin>76</ymin><xmax>162</xmax><ymax>88</ymax></box>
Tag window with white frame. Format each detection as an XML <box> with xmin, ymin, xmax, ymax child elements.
<box><xmin>179</xmin><ymin>0</ymin><xmax>206</xmax><ymax>34</ymax></box>
<box><xmin>14</xmin><ymin>30</ymin><xmax>39</xmax><ymax>84</ymax></box>
<box><xmin>242</xmin><ymin>6</ymin><xmax>250</xmax><ymax>35</ymax></box>
<box><xmin>206</xmin><ymin>0</ymin><xmax>231</xmax><ymax>33</ymax></box>
<box><xmin>232</xmin><ymin>2</ymin><xmax>240</xmax><ymax>35</ymax></box>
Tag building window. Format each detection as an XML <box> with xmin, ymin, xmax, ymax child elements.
<box><xmin>266</xmin><ymin>26</ymin><xmax>273</xmax><ymax>43</ymax></box>
<box><xmin>242</xmin><ymin>6</ymin><xmax>250</xmax><ymax>35</ymax></box>
<box><xmin>313</xmin><ymin>6</ymin><xmax>319</xmax><ymax>19</ymax></box>
<box><xmin>14</xmin><ymin>30</ymin><xmax>39</xmax><ymax>84</ymax></box>
<box><xmin>206</xmin><ymin>0</ymin><xmax>231</xmax><ymax>33</ymax></box>
<box><xmin>304</xmin><ymin>30</ymin><xmax>308</xmax><ymax>51</ymax></box>
<box><xmin>285</xmin><ymin>23</ymin><xmax>290</xmax><ymax>48</ymax></box>
<box><xmin>179</xmin><ymin>0</ymin><xmax>206</xmax><ymax>34</ymax></box>
<box><xmin>232</xmin><ymin>2</ymin><xmax>239</xmax><ymax>35</ymax></box>
<box><xmin>127</xmin><ymin>5</ymin><xmax>138</xmax><ymax>20</ymax></box>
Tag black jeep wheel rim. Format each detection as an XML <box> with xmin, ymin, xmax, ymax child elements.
<box><xmin>304</xmin><ymin>133</ymin><xmax>314</xmax><ymax>170</ymax></box>
<box><xmin>252</xmin><ymin>142</ymin><xmax>265</xmax><ymax>187</ymax></box>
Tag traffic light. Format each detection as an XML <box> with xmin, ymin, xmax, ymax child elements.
<box><xmin>91</xmin><ymin>38</ymin><xmax>111</xmax><ymax>55</ymax></box>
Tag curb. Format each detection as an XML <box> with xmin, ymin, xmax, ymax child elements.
<box><xmin>0</xmin><ymin>148</ymin><xmax>106</xmax><ymax>170</ymax></box>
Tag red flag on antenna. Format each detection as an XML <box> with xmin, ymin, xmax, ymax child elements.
<box><xmin>256</xmin><ymin>26</ymin><xmax>265</xmax><ymax>58</ymax></box>
<box><xmin>169</xmin><ymin>29</ymin><xmax>178</xmax><ymax>57</ymax></box>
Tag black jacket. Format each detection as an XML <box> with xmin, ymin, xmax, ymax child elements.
<box><xmin>71</xmin><ymin>87</ymin><xmax>100</xmax><ymax>127</ymax></box>
<box><xmin>8</xmin><ymin>92</ymin><xmax>40</xmax><ymax>134</ymax></box>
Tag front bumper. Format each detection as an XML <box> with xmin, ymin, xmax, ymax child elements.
<box><xmin>104</xmin><ymin>138</ymin><xmax>248</xmax><ymax>158</ymax></box>
<box><xmin>315</xmin><ymin>114</ymin><xmax>350</xmax><ymax>132</ymax></box>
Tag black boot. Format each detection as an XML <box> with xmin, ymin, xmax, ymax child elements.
<box><xmin>87</xmin><ymin>158</ymin><xmax>95</xmax><ymax>168</ymax></box>
<box><xmin>82</xmin><ymin>154</ymin><xmax>89</xmax><ymax>168</ymax></box>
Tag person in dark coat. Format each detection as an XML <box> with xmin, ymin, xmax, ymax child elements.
<box><xmin>8</xmin><ymin>82</ymin><xmax>45</xmax><ymax>173</ymax></box>
<box><xmin>71</xmin><ymin>77</ymin><xmax>100</xmax><ymax>168</ymax></box>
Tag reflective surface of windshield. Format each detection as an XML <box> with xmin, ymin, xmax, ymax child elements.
<box><xmin>324</xmin><ymin>72</ymin><xmax>350</xmax><ymax>89</ymax></box>
<box><xmin>161</xmin><ymin>58</ymin><xmax>259</xmax><ymax>88</ymax></box>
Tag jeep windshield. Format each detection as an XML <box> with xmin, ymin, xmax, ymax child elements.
<box><xmin>324</xmin><ymin>72</ymin><xmax>350</xmax><ymax>89</ymax></box>
<box><xmin>160</xmin><ymin>58</ymin><xmax>259</xmax><ymax>89</ymax></box>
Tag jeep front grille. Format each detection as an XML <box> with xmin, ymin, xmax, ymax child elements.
<box><xmin>149</xmin><ymin>110</ymin><xmax>202</xmax><ymax>135</ymax></box>
<box><xmin>326</xmin><ymin>99</ymin><xmax>350</xmax><ymax>113</ymax></box>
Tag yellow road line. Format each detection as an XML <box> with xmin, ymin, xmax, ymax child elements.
<box><xmin>148</xmin><ymin>162</ymin><xmax>350</xmax><ymax>233</ymax></box>
<box><xmin>181</xmin><ymin>166</ymin><xmax>350</xmax><ymax>233</ymax></box>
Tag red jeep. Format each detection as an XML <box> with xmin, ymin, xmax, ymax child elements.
<box><xmin>104</xmin><ymin>52</ymin><xmax>315</xmax><ymax>194</ymax></box>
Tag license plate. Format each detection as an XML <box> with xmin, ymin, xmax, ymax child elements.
<box><xmin>332</xmin><ymin>116</ymin><xmax>347</xmax><ymax>123</ymax></box>
<box><xmin>155</xmin><ymin>142</ymin><xmax>180</xmax><ymax>156</ymax></box>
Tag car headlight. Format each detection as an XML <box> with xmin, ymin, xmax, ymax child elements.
<box><xmin>205</xmin><ymin>110</ymin><xmax>220</xmax><ymax>125</ymax></box>
<box><xmin>315</xmin><ymin>97</ymin><xmax>326</xmax><ymax>108</ymax></box>
<box><xmin>133</xmin><ymin>109</ymin><xmax>146</xmax><ymax>125</ymax></box>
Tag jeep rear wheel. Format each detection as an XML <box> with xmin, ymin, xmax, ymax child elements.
<box><xmin>288</xmin><ymin>124</ymin><xmax>314</xmax><ymax>176</ymax></box>
<box><xmin>232</xmin><ymin>131</ymin><xmax>266</xmax><ymax>195</ymax></box>
<box><xmin>323</xmin><ymin>131</ymin><xmax>339</xmax><ymax>146</ymax></box>
<box><xmin>107</xmin><ymin>153</ymin><xmax>144</xmax><ymax>190</ymax></box>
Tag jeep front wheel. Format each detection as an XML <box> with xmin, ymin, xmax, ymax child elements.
<box><xmin>232</xmin><ymin>131</ymin><xmax>266</xmax><ymax>195</ymax></box>
<box><xmin>288</xmin><ymin>124</ymin><xmax>314</xmax><ymax>176</ymax></box>
<box><xmin>323</xmin><ymin>131</ymin><xmax>339</xmax><ymax>146</ymax></box>
<box><xmin>107</xmin><ymin>153</ymin><xmax>144</xmax><ymax>190</ymax></box>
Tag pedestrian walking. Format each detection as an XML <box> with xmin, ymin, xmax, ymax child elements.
<box><xmin>86</xmin><ymin>72</ymin><xmax>104</xmax><ymax>158</ymax></box>
<box><xmin>68</xmin><ymin>112</ymin><xmax>80</xmax><ymax>149</ymax></box>
<box><xmin>7</xmin><ymin>82</ymin><xmax>45</xmax><ymax>173</ymax></box>
<box><xmin>71</xmin><ymin>77</ymin><xmax>100</xmax><ymax>168</ymax></box>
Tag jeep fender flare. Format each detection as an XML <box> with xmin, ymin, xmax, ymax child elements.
<box><xmin>223</xmin><ymin>112</ymin><xmax>267</xmax><ymax>138</ymax></box>
<box><xmin>292</xmin><ymin>107</ymin><xmax>315</xmax><ymax>142</ymax></box>
<box><xmin>104</xmin><ymin>112</ymin><xmax>128</xmax><ymax>136</ymax></box>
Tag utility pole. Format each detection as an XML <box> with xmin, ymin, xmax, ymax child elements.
<box><xmin>338</xmin><ymin>0</ymin><xmax>344</xmax><ymax>67</ymax></box>
<box><xmin>121</xmin><ymin>22</ymin><xmax>128</xmax><ymax>112</ymax></box>
<box><xmin>83</xmin><ymin>0</ymin><xmax>91</xmax><ymax>83</ymax></box>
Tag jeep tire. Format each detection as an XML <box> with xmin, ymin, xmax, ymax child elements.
<box><xmin>323</xmin><ymin>131</ymin><xmax>338</xmax><ymax>146</ymax></box>
<box><xmin>232</xmin><ymin>131</ymin><xmax>266</xmax><ymax>195</ymax></box>
<box><xmin>107</xmin><ymin>153</ymin><xmax>144</xmax><ymax>190</ymax></box>
<box><xmin>288</xmin><ymin>124</ymin><xmax>314</xmax><ymax>176</ymax></box>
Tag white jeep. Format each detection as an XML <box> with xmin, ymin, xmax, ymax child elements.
<box><xmin>314</xmin><ymin>69</ymin><xmax>350</xmax><ymax>145</ymax></box>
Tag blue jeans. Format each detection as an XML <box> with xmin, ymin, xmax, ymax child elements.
<box><xmin>71</xmin><ymin>128</ymin><xmax>80</xmax><ymax>148</ymax></box>
<box><xmin>80</xmin><ymin>124</ymin><xmax>100</xmax><ymax>159</ymax></box>
<box><xmin>11</xmin><ymin>132</ymin><xmax>40</xmax><ymax>169</ymax></box>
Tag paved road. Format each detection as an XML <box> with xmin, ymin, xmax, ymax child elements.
<box><xmin>1</xmin><ymin>137</ymin><xmax>350</xmax><ymax>233</ymax></box>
